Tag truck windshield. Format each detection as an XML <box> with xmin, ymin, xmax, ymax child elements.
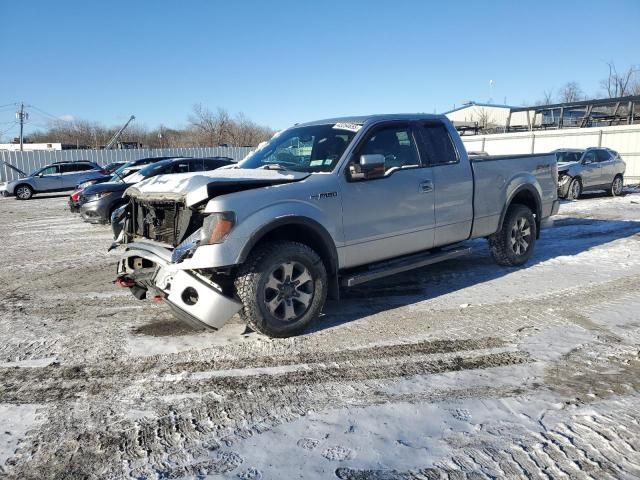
<box><xmin>239</xmin><ymin>124</ymin><xmax>358</xmax><ymax>172</ymax></box>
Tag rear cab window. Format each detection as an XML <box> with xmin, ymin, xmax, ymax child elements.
<box><xmin>415</xmin><ymin>121</ymin><xmax>459</xmax><ymax>166</ymax></box>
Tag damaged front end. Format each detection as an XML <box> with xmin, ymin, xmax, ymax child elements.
<box><xmin>114</xmin><ymin>199</ymin><xmax>241</xmax><ymax>330</ymax></box>
<box><xmin>557</xmin><ymin>169</ymin><xmax>572</xmax><ymax>198</ymax></box>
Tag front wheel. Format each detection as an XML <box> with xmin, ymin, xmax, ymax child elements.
<box><xmin>489</xmin><ymin>204</ymin><xmax>537</xmax><ymax>267</ymax></box>
<box><xmin>15</xmin><ymin>184</ymin><xmax>34</xmax><ymax>200</ymax></box>
<box><xmin>566</xmin><ymin>178</ymin><xmax>582</xmax><ymax>200</ymax></box>
<box><xmin>234</xmin><ymin>241</ymin><xmax>327</xmax><ymax>337</ymax></box>
<box><xmin>609</xmin><ymin>175</ymin><xmax>623</xmax><ymax>196</ymax></box>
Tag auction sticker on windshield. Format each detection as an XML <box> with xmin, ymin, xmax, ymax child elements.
<box><xmin>333</xmin><ymin>122</ymin><xmax>362</xmax><ymax>132</ymax></box>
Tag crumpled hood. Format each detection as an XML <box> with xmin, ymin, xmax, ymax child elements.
<box><xmin>557</xmin><ymin>161</ymin><xmax>580</xmax><ymax>173</ymax></box>
<box><xmin>125</xmin><ymin>168</ymin><xmax>310</xmax><ymax>206</ymax></box>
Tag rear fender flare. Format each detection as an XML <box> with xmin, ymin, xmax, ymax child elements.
<box><xmin>498</xmin><ymin>182</ymin><xmax>543</xmax><ymax>239</ymax></box>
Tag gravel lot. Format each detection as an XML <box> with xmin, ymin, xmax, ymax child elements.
<box><xmin>1</xmin><ymin>191</ymin><xmax>639</xmax><ymax>479</ymax></box>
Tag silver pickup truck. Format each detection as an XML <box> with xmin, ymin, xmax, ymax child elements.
<box><xmin>114</xmin><ymin>114</ymin><xmax>559</xmax><ymax>337</ymax></box>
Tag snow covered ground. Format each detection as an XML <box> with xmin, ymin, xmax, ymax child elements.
<box><xmin>0</xmin><ymin>191</ymin><xmax>639</xmax><ymax>479</ymax></box>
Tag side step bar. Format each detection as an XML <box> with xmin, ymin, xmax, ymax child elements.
<box><xmin>340</xmin><ymin>246</ymin><xmax>472</xmax><ymax>287</ymax></box>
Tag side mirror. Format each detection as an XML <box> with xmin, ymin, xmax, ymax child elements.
<box><xmin>582</xmin><ymin>158</ymin><xmax>592</xmax><ymax>165</ymax></box>
<box><xmin>349</xmin><ymin>154</ymin><xmax>385</xmax><ymax>180</ymax></box>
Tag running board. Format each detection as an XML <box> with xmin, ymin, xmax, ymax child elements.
<box><xmin>340</xmin><ymin>246</ymin><xmax>472</xmax><ymax>287</ymax></box>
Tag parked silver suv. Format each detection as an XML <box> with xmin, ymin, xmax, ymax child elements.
<box><xmin>556</xmin><ymin>148</ymin><xmax>626</xmax><ymax>199</ymax></box>
<box><xmin>5</xmin><ymin>161</ymin><xmax>105</xmax><ymax>200</ymax></box>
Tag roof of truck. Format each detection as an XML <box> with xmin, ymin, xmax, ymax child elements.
<box><xmin>295</xmin><ymin>113</ymin><xmax>447</xmax><ymax>127</ymax></box>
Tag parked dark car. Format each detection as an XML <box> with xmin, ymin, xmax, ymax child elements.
<box><xmin>69</xmin><ymin>157</ymin><xmax>177</xmax><ymax>212</ymax></box>
<box><xmin>5</xmin><ymin>161</ymin><xmax>105</xmax><ymax>200</ymax></box>
<box><xmin>103</xmin><ymin>162</ymin><xmax>126</xmax><ymax>174</ymax></box>
<box><xmin>80</xmin><ymin>157</ymin><xmax>234</xmax><ymax>224</ymax></box>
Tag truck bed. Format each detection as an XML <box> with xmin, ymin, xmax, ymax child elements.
<box><xmin>470</xmin><ymin>153</ymin><xmax>557</xmax><ymax>238</ymax></box>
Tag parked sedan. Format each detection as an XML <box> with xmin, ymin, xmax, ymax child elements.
<box><xmin>556</xmin><ymin>147</ymin><xmax>626</xmax><ymax>199</ymax></box>
<box><xmin>68</xmin><ymin>157</ymin><xmax>177</xmax><ymax>211</ymax></box>
<box><xmin>79</xmin><ymin>157</ymin><xmax>234</xmax><ymax>224</ymax></box>
<box><xmin>5</xmin><ymin>161</ymin><xmax>106</xmax><ymax>200</ymax></box>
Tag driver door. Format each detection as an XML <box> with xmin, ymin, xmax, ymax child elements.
<box><xmin>35</xmin><ymin>165</ymin><xmax>63</xmax><ymax>191</ymax></box>
<box><xmin>339</xmin><ymin>122</ymin><xmax>435</xmax><ymax>269</ymax></box>
<box><xmin>579</xmin><ymin>150</ymin><xmax>601</xmax><ymax>189</ymax></box>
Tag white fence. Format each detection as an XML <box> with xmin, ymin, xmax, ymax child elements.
<box><xmin>461</xmin><ymin>124</ymin><xmax>640</xmax><ymax>184</ymax></box>
<box><xmin>0</xmin><ymin>146</ymin><xmax>254</xmax><ymax>183</ymax></box>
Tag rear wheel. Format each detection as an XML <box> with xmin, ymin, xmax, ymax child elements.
<box><xmin>566</xmin><ymin>178</ymin><xmax>582</xmax><ymax>200</ymax></box>
<box><xmin>234</xmin><ymin>241</ymin><xmax>327</xmax><ymax>337</ymax></box>
<box><xmin>15</xmin><ymin>184</ymin><xmax>33</xmax><ymax>200</ymax></box>
<box><xmin>609</xmin><ymin>175</ymin><xmax>623</xmax><ymax>196</ymax></box>
<box><xmin>489</xmin><ymin>204</ymin><xmax>537</xmax><ymax>266</ymax></box>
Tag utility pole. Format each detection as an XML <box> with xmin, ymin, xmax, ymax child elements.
<box><xmin>16</xmin><ymin>103</ymin><xmax>28</xmax><ymax>151</ymax></box>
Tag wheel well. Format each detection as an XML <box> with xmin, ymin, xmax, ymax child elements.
<box><xmin>509</xmin><ymin>188</ymin><xmax>541</xmax><ymax>238</ymax></box>
<box><xmin>14</xmin><ymin>183</ymin><xmax>34</xmax><ymax>195</ymax></box>
<box><xmin>251</xmin><ymin>223</ymin><xmax>336</xmax><ymax>275</ymax></box>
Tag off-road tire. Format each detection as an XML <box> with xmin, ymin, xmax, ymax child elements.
<box><xmin>15</xmin><ymin>184</ymin><xmax>33</xmax><ymax>200</ymax></box>
<box><xmin>566</xmin><ymin>177</ymin><xmax>582</xmax><ymax>200</ymax></box>
<box><xmin>609</xmin><ymin>175</ymin><xmax>624</xmax><ymax>197</ymax></box>
<box><xmin>489</xmin><ymin>204</ymin><xmax>537</xmax><ymax>267</ymax></box>
<box><xmin>234</xmin><ymin>241</ymin><xmax>327</xmax><ymax>338</ymax></box>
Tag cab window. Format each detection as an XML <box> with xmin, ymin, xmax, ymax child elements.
<box><xmin>416</xmin><ymin>122</ymin><xmax>459</xmax><ymax>166</ymax></box>
<box><xmin>358</xmin><ymin>124</ymin><xmax>420</xmax><ymax>172</ymax></box>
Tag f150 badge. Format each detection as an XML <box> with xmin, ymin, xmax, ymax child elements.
<box><xmin>310</xmin><ymin>191</ymin><xmax>338</xmax><ymax>200</ymax></box>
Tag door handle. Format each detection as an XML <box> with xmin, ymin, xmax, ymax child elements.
<box><xmin>420</xmin><ymin>180</ymin><xmax>433</xmax><ymax>193</ymax></box>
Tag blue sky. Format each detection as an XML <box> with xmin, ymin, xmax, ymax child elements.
<box><xmin>1</xmin><ymin>0</ymin><xmax>639</xmax><ymax>139</ymax></box>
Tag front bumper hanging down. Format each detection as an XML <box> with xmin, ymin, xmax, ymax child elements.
<box><xmin>116</xmin><ymin>242</ymin><xmax>242</xmax><ymax>330</ymax></box>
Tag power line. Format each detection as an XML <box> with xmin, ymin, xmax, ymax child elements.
<box><xmin>27</xmin><ymin>104</ymin><xmax>72</xmax><ymax>123</ymax></box>
<box><xmin>0</xmin><ymin>122</ymin><xmax>18</xmax><ymax>136</ymax></box>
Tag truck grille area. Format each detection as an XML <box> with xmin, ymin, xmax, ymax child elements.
<box><xmin>128</xmin><ymin>199</ymin><xmax>201</xmax><ymax>247</ymax></box>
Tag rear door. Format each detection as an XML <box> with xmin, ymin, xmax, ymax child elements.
<box><xmin>72</xmin><ymin>163</ymin><xmax>100</xmax><ymax>186</ymax></box>
<box><xmin>595</xmin><ymin>149</ymin><xmax>614</xmax><ymax>185</ymax></box>
<box><xmin>339</xmin><ymin>121</ymin><xmax>435</xmax><ymax>268</ymax></box>
<box><xmin>415</xmin><ymin>120</ymin><xmax>473</xmax><ymax>246</ymax></box>
<box><xmin>60</xmin><ymin>163</ymin><xmax>87</xmax><ymax>188</ymax></box>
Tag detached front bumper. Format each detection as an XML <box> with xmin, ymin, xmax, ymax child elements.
<box><xmin>116</xmin><ymin>242</ymin><xmax>242</xmax><ymax>330</ymax></box>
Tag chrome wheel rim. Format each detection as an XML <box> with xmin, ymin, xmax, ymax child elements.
<box><xmin>263</xmin><ymin>261</ymin><xmax>314</xmax><ymax>322</ymax></box>
<box><xmin>613</xmin><ymin>177</ymin><xmax>622</xmax><ymax>195</ymax></box>
<box><xmin>569</xmin><ymin>180</ymin><xmax>580</xmax><ymax>199</ymax></box>
<box><xmin>16</xmin><ymin>186</ymin><xmax>31</xmax><ymax>199</ymax></box>
<box><xmin>510</xmin><ymin>217</ymin><xmax>531</xmax><ymax>256</ymax></box>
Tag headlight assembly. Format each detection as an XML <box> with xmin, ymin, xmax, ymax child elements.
<box><xmin>201</xmin><ymin>212</ymin><xmax>236</xmax><ymax>245</ymax></box>
<box><xmin>86</xmin><ymin>191</ymin><xmax>113</xmax><ymax>201</ymax></box>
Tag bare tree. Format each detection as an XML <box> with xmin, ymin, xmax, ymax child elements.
<box><xmin>559</xmin><ymin>82</ymin><xmax>583</xmax><ymax>103</ymax></box>
<box><xmin>28</xmin><ymin>106</ymin><xmax>274</xmax><ymax>148</ymax></box>
<box><xmin>534</xmin><ymin>89</ymin><xmax>554</xmax><ymax>106</ymax></box>
<box><xmin>474</xmin><ymin>107</ymin><xmax>494</xmax><ymax>128</ymax></box>
<box><xmin>600</xmin><ymin>62</ymin><xmax>638</xmax><ymax>98</ymax></box>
